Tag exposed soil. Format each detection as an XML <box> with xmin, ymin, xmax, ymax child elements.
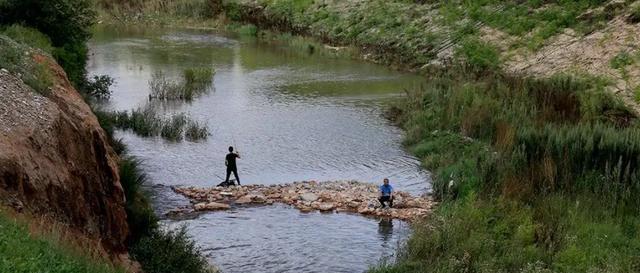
<box><xmin>0</xmin><ymin>55</ymin><xmax>129</xmax><ymax>254</ymax></box>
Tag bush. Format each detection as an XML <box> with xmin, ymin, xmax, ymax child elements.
<box><xmin>455</xmin><ymin>38</ymin><xmax>502</xmax><ymax>73</ymax></box>
<box><xmin>0</xmin><ymin>0</ymin><xmax>96</xmax><ymax>86</ymax></box>
<box><xmin>83</xmin><ymin>75</ymin><xmax>115</xmax><ymax>100</ymax></box>
<box><xmin>610</xmin><ymin>51</ymin><xmax>634</xmax><ymax>70</ymax></box>
<box><xmin>131</xmin><ymin>226</ymin><xmax>216</xmax><ymax>273</ymax></box>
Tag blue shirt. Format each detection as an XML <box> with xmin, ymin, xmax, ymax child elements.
<box><xmin>380</xmin><ymin>184</ymin><xmax>393</xmax><ymax>196</ymax></box>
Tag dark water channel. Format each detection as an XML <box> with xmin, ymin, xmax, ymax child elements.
<box><xmin>88</xmin><ymin>26</ymin><xmax>430</xmax><ymax>273</ymax></box>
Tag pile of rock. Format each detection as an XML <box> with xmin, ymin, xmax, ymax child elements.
<box><xmin>172</xmin><ymin>181</ymin><xmax>435</xmax><ymax>221</ymax></box>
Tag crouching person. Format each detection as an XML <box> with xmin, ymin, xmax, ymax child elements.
<box><xmin>378</xmin><ymin>178</ymin><xmax>393</xmax><ymax>208</ymax></box>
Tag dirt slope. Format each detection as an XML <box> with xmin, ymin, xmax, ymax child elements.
<box><xmin>0</xmin><ymin>55</ymin><xmax>129</xmax><ymax>253</ymax></box>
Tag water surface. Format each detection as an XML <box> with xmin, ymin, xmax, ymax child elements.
<box><xmin>88</xmin><ymin>26</ymin><xmax>430</xmax><ymax>273</ymax></box>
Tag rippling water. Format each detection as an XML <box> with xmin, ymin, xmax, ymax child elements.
<box><xmin>88</xmin><ymin>25</ymin><xmax>430</xmax><ymax>273</ymax></box>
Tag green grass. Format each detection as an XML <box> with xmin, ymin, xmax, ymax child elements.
<box><xmin>0</xmin><ymin>210</ymin><xmax>125</xmax><ymax>273</ymax></box>
<box><xmin>131</xmin><ymin>226</ymin><xmax>216</xmax><ymax>273</ymax></box>
<box><xmin>0</xmin><ymin>35</ymin><xmax>52</xmax><ymax>95</ymax></box>
<box><xmin>372</xmin><ymin>67</ymin><xmax>640</xmax><ymax>273</ymax></box>
<box><xmin>610</xmin><ymin>51</ymin><xmax>634</xmax><ymax>70</ymax></box>
<box><xmin>1</xmin><ymin>24</ymin><xmax>53</xmax><ymax>53</ymax></box>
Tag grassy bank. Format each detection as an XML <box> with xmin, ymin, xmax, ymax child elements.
<box><xmin>371</xmin><ymin>68</ymin><xmax>640</xmax><ymax>272</ymax></box>
<box><xmin>0</xmin><ymin>208</ymin><xmax>125</xmax><ymax>273</ymax></box>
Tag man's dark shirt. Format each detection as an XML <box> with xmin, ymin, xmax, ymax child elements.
<box><xmin>226</xmin><ymin>153</ymin><xmax>238</xmax><ymax>169</ymax></box>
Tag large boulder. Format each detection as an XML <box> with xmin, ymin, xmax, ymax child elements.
<box><xmin>299</xmin><ymin>192</ymin><xmax>318</xmax><ymax>202</ymax></box>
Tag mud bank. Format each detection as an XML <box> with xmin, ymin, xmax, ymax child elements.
<box><xmin>172</xmin><ymin>181</ymin><xmax>435</xmax><ymax>221</ymax></box>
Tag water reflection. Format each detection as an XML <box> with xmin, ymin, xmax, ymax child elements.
<box><xmin>378</xmin><ymin>218</ymin><xmax>394</xmax><ymax>243</ymax></box>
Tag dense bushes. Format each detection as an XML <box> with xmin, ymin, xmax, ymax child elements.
<box><xmin>373</xmin><ymin>67</ymin><xmax>640</xmax><ymax>272</ymax></box>
<box><xmin>0</xmin><ymin>0</ymin><xmax>95</xmax><ymax>86</ymax></box>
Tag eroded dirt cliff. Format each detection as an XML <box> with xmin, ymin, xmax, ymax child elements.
<box><xmin>0</xmin><ymin>55</ymin><xmax>128</xmax><ymax>253</ymax></box>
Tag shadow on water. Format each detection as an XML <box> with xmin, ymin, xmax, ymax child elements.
<box><xmin>89</xmin><ymin>25</ymin><xmax>429</xmax><ymax>273</ymax></box>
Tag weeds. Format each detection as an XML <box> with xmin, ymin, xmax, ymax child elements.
<box><xmin>373</xmin><ymin>67</ymin><xmax>640</xmax><ymax>272</ymax></box>
<box><xmin>131</xmin><ymin>226</ymin><xmax>216</xmax><ymax>273</ymax></box>
<box><xmin>0</xmin><ymin>35</ymin><xmax>52</xmax><ymax>95</ymax></box>
<box><xmin>0</xmin><ymin>209</ymin><xmax>125</xmax><ymax>273</ymax></box>
<box><xmin>149</xmin><ymin>68</ymin><xmax>214</xmax><ymax>101</ymax></box>
<box><xmin>185</xmin><ymin>120</ymin><xmax>210</xmax><ymax>142</ymax></box>
<box><xmin>0</xmin><ymin>24</ymin><xmax>53</xmax><ymax>53</ymax></box>
<box><xmin>109</xmin><ymin>106</ymin><xmax>209</xmax><ymax>142</ymax></box>
<box><xmin>610</xmin><ymin>51</ymin><xmax>634</xmax><ymax>70</ymax></box>
<box><xmin>119</xmin><ymin>157</ymin><xmax>158</xmax><ymax>242</ymax></box>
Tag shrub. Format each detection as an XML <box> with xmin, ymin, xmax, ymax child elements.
<box><xmin>610</xmin><ymin>51</ymin><xmax>634</xmax><ymax>70</ymax></box>
<box><xmin>131</xmin><ymin>226</ymin><xmax>216</xmax><ymax>273</ymax></box>
<box><xmin>83</xmin><ymin>75</ymin><xmax>115</xmax><ymax>100</ymax></box>
<box><xmin>185</xmin><ymin>120</ymin><xmax>210</xmax><ymax>141</ymax></box>
<box><xmin>455</xmin><ymin>38</ymin><xmax>501</xmax><ymax>73</ymax></box>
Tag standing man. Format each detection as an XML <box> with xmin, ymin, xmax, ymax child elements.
<box><xmin>378</xmin><ymin>178</ymin><xmax>393</xmax><ymax>208</ymax></box>
<box><xmin>225</xmin><ymin>146</ymin><xmax>241</xmax><ymax>185</ymax></box>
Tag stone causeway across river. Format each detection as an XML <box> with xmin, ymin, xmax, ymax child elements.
<box><xmin>171</xmin><ymin>180</ymin><xmax>436</xmax><ymax>221</ymax></box>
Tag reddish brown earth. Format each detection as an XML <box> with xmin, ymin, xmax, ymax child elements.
<box><xmin>0</xmin><ymin>55</ymin><xmax>129</xmax><ymax>255</ymax></box>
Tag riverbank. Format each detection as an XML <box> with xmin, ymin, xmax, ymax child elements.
<box><xmin>95</xmin><ymin>1</ymin><xmax>640</xmax><ymax>272</ymax></box>
<box><xmin>98</xmin><ymin>0</ymin><xmax>640</xmax><ymax>112</ymax></box>
<box><xmin>172</xmin><ymin>181</ymin><xmax>435</xmax><ymax>221</ymax></box>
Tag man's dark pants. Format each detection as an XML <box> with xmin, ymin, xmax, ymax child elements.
<box><xmin>225</xmin><ymin>167</ymin><xmax>240</xmax><ymax>185</ymax></box>
<box><xmin>379</xmin><ymin>196</ymin><xmax>393</xmax><ymax>208</ymax></box>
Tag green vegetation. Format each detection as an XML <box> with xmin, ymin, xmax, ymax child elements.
<box><xmin>0</xmin><ymin>35</ymin><xmax>52</xmax><ymax>95</ymax></box>
<box><xmin>98</xmin><ymin>106</ymin><xmax>210</xmax><ymax>142</ymax></box>
<box><xmin>0</xmin><ymin>0</ymin><xmax>96</xmax><ymax>86</ymax></box>
<box><xmin>0</xmin><ymin>1</ymin><xmax>216</xmax><ymax>272</ymax></box>
<box><xmin>149</xmin><ymin>68</ymin><xmax>215</xmax><ymax>101</ymax></box>
<box><xmin>610</xmin><ymin>51</ymin><xmax>634</xmax><ymax>70</ymax></box>
<box><xmin>131</xmin><ymin>226</ymin><xmax>215</xmax><ymax>273</ymax></box>
<box><xmin>97</xmin><ymin>116</ymin><xmax>215</xmax><ymax>273</ymax></box>
<box><xmin>0</xmin><ymin>210</ymin><xmax>125</xmax><ymax>273</ymax></box>
<box><xmin>205</xmin><ymin>0</ymin><xmax>627</xmax><ymax>70</ymax></box>
<box><xmin>1</xmin><ymin>24</ymin><xmax>53</xmax><ymax>53</ymax></box>
<box><xmin>118</xmin><ymin>157</ymin><xmax>158</xmax><ymax>242</ymax></box>
<box><xmin>371</xmin><ymin>68</ymin><xmax>640</xmax><ymax>273</ymax></box>
<box><xmin>97</xmin><ymin>0</ymin><xmax>221</xmax><ymax>24</ymax></box>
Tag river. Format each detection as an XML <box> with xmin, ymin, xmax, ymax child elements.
<box><xmin>88</xmin><ymin>25</ymin><xmax>431</xmax><ymax>273</ymax></box>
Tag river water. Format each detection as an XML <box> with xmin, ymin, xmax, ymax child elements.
<box><xmin>88</xmin><ymin>26</ymin><xmax>430</xmax><ymax>273</ymax></box>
